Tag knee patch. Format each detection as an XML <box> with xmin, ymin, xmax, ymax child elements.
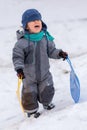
<box><xmin>40</xmin><ymin>84</ymin><xmax>55</xmax><ymax>105</ymax></box>
<box><xmin>22</xmin><ymin>91</ymin><xmax>38</xmax><ymax>111</ymax></box>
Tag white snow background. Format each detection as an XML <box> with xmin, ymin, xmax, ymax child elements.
<box><xmin>0</xmin><ymin>0</ymin><xmax>87</xmax><ymax>130</ymax></box>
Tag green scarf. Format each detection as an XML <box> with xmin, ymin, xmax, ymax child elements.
<box><xmin>24</xmin><ymin>31</ymin><xmax>54</xmax><ymax>42</ymax></box>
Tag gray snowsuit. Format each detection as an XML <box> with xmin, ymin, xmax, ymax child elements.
<box><xmin>12</xmin><ymin>30</ymin><xmax>62</xmax><ymax>113</ymax></box>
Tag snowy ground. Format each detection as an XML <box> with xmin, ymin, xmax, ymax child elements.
<box><xmin>0</xmin><ymin>0</ymin><xmax>87</xmax><ymax>130</ymax></box>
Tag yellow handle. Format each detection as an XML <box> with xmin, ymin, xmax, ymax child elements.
<box><xmin>16</xmin><ymin>77</ymin><xmax>25</xmax><ymax>114</ymax></box>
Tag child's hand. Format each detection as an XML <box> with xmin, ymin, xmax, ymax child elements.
<box><xmin>17</xmin><ymin>69</ymin><xmax>25</xmax><ymax>79</ymax></box>
<box><xmin>59</xmin><ymin>50</ymin><xmax>68</xmax><ymax>60</ymax></box>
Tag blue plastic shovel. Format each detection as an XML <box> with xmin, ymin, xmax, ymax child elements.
<box><xmin>67</xmin><ymin>57</ymin><xmax>80</xmax><ymax>103</ymax></box>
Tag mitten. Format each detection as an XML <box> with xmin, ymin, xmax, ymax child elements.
<box><xmin>59</xmin><ymin>50</ymin><xmax>68</xmax><ymax>60</ymax></box>
<box><xmin>17</xmin><ymin>69</ymin><xmax>25</xmax><ymax>79</ymax></box>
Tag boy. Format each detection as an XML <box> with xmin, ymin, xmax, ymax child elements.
<box><xmin>12</xmin><ymin>9</ymin><xmax>68</xmax><ymax>117</ymax></box>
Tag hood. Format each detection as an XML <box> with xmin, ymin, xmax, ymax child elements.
<box><xmin>42</xmin><ymin>21</ymin><xmax>47</xmax><ymax>31</ymax></box>
<box><xmin>16</xmin><ymin>29</ymin><xmax>24</xmax><ymax>40</ymax></box>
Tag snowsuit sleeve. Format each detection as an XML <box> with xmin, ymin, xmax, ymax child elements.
<box><xmin>12</xmin><ymin>41</ymin><xmax>25</xmax><ymax>71</ymax></box>
<box><xmin>47</xmin><ymin>40</ymin><xmax>62</xmax><ymax>59</ymax></box>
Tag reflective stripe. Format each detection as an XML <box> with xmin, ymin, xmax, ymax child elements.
<box><xmin>24</xmin><ymin>107</ymin><xmax>38</xmax><ymax>114</ymax></box>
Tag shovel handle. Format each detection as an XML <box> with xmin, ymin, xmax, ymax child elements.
<box><xmin>66</xmin><ymin>57</ymin><xmax>74</xmax><ymax>72</ymax></box>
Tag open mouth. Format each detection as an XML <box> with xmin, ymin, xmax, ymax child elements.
<box><xmin>34</xmin><ymin>25</ymin><xmax>40</xmax><ymax>28</ymax></box>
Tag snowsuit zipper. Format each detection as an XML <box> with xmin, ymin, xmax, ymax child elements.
<box><xmin>35</xmin><ymin>41</ymin><xmax>41</xmax><ymax>81</ymax></box>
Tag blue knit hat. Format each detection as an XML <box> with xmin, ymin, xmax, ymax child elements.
<box><xmin>22</xmin><ymin>9</ymin><xmax>42</xmax><ymax>29</ymax></box>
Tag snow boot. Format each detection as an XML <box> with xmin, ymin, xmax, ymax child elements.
<box><xmin>43</xmin><ymin>103</ymin><xmax>55</xmax><ymax>110</ymax></box>
<box><xmin>27</xmin><ymin>111</ymin><xmax>40</xmax><ymax>118</ymax></box>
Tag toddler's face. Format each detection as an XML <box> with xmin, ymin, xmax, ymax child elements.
<box><xmin>26</xmin><ymin>20</ymin><xmax>42</xmax><ymax>33</ymax></box>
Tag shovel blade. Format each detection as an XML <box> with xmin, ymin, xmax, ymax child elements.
<box><xmin>70</xmin><ymin>70</ymin><xmax>80</xmax><ymax>103</ymax></box>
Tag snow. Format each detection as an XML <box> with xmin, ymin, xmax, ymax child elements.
<box><xmin>0</xmin><ymin>0</ymin><xmax>87</xmax><ymax>130</ymax></box>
